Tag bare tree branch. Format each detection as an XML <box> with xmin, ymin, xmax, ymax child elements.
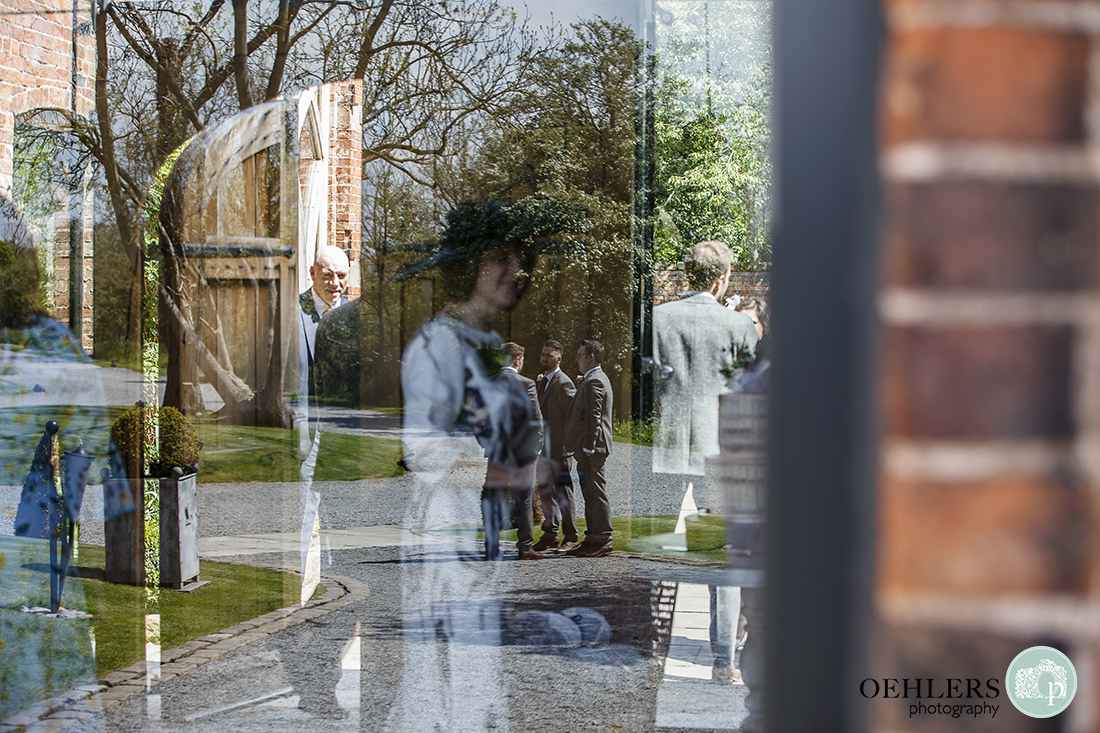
<box><xmin>231</xmin><ymin>0</ymin><xmax>255</xmax><ymax>109</ymax></box>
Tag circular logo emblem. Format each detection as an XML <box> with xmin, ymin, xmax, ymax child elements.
<box><xmin>1006</xmin><ymin>646</ymin><xmax>1077</xmax><ymax>718</ymax></box>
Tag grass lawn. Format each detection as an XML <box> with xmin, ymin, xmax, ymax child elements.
<box><xmin>3</xmin><ymin>406</ymin><xmax>405</xmax><ymax>486</ymax></box>
<box><xmin>197</xmin><ymin>421</ymin><xmax>405</xmax><ymax>483</ymax></box>
<box><xmin>440</xmin><ymin>513</ymin><xmax>729</xmax><ymax>562</ymax></box>
<box><xmin>0</xmin><ymin>538</ymin><xmax>302</xmax><ymax>719</ymax></box>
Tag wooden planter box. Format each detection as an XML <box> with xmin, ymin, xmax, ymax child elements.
<box><xmin>159</xmin><ymin>473</ymin><xmax>201</xmax><ymax>589</ymax></box>
<box><xmin>103</xmin><ymin>477</ymin><xmax>144</xmax><ymax>586</ymax></box>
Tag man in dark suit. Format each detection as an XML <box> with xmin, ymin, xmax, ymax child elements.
<box><xmin>533</xmin><ymin>339</ymin><xmax>578</xmax><ymax>552</ymax></box>
<box><xmin>484</xmin><ymin>342</ymin><xmax>544</xmax><ymax>560</ymax></box>
<box><xmin>564</xmin><ymin>339</ymin><xmax>614</xmax><ymax>557</ymax></box>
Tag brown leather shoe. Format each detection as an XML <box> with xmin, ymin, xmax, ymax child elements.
<box><xmin>569</xmin><ymin>542</ymin><xmax>613</xmax><ymax>558</ymax></box>
<box><xmin>555</xmin><ymin>541</ymin><xmax>581</xmax><ymax>554</ymax></box>
<box><xmin>532</xmin><ymin>535</ymin><xmax>560</xmax><ymax>552</ymax></box>
<box><xmin>518</xmin><ymin>549</ymin><xmax>544</xmax><ymax>560</ymax></box>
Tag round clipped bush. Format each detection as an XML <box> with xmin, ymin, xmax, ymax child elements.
<box><xmin>110</xmin><ymin>405</ymin><xmax>200</xmax><ymax>478</ymax></box>
<box><xmin>152</xmin><ymin>406</ymin><xmax>200</xmax><ymax>478</ymax></box>
<box><xmin>109</xmin><ymin>405</ymin><xmax>147</xmax><ymax>473</ymax></box>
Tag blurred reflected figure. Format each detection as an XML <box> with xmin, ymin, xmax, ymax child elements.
<box><xmin>653</xmin><ymin>241</ymin><xmax>757</xmax><ymax>482</ymax></box>
<box><xmin>392</xmin><ymin>197</ymin><xmax>584</xmax><ymax>731</ymax></box>
<box><xmin>734</xmin><ymin>296</ymin><xmax>769</xmax><ymax>370</ymax></box>
<box><xmin>652</xmin><ymin>241</ymin><xmax>757</xmax><ymax>684</ymax></box>
<box><xmin>1</xmin><ymin>195</ymin><xmax>111</xmax><ymax>697</ymax></box>
<box><xmin>494</xmin><ymin>342</ymin><xmax>544</xmax><ymax>561</ymax></box>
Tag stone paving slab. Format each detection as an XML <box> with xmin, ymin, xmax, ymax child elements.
<box><xmin>197</xmin><ymin>525</ymin><xmax>452</xmax><ymax>558</ymax></box>
<box><xmin>0</xmin><ymin>571</ymin><xmax>369</xmax><ymax>732</ymax></box>
<box><xmin>656</xmin><ymin>678</ymin><xmax>748</xmax><ymax>730</ymax></box>
<box><xmin>23</xmin><ymin>718</ymin><xmax>75</xmax><ymax>733</ymax></box>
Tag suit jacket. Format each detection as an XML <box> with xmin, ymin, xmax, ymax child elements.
<box><xmin>652</xmin><ymin>291</ymin><xmax>758</xmax><ymax>474</ymax></box>
<box><xmin>565</xmin><ymin>366</ymin><xmax>613</xmax><ymax>456</ymax></box>
<box><xmin>500</xmin><ymin>366</ymin><xmax>543</xmax><ymax>466</ymax></box>
<box><xmin>299</xmin><ymin>290</ymin><xmax>349</xmax><ymax>397</ymax></box>
<box><xmin>537</xmin><ymin>369</ymin><xmax>577</xmax><ymax>461</ymax></box>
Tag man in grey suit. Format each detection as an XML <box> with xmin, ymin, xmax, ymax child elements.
<box><xmin>653</xmin><ymin>241</ymin><xmax>758</xmax><ymax>482</ymax></box>
<box><xmin>534</xmin><ymin>340</ymin><xmax>578</xmax><ymax>552</ymax></box>
<box><xmin>564</xmin><ymin>339</ymin><xmax>614</xmax><ymax>557</ymax></box>
<box><xmin>652</xmin><ymin>240</ymin><xmax>757</xmax><ymax>684</ymax></box>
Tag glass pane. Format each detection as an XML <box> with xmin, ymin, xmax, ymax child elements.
<box><xmin>0</xmin><ymin>0</ymin><xmax>771</xmax><ymax>729</ymax></box>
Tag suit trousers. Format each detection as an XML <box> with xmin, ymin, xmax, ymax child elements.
<box><xmin>482</xmin><ymin>486</ymin><xmax>535</xmax><ymax>559</ymax></box>
<box><xmin>709</xmin><ymin>584</ymin><xmax>742</xmax><ymax>668</ymax></box>
<box><xmin>575</xmin><ymin>451</ymin><xmax>612</xmax><ymax>542</ymax></box>
<box><xmin>539</xmin><ymin>455</ymin><xmax>577</xmax><ymax>542</ymax></box>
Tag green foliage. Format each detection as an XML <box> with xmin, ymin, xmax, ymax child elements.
<box><xmin>612</xmin><ymin>416</ymin><xmax>656</xmax><ymax>446</ymax></box>
<box><xmin>653</xmin><ymin>0</ymin><xmax>773</xmax><ymax>269</ymax></box>
<box><xmin>108</xmin><ymin>405</ymin><xmax>148</xmax><ymax>473</ymax></box>
<box><xmin>151</xmin><ymin>406</ymin><xmax>201</xmax><ymax>478</ymax></box>
<box><xmin>110</xmin><ymin>405</ymin><xmax>200</xmax><ymax>478</ymax></box>
<box><xmin>0</xmin><ymin>239</ymin><xmax>46</xmax><ymax>328</ymax></box>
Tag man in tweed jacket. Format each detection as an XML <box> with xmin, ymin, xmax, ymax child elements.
<box><xmin>652</xmin><ymin>241</ymin><xmax>758</xmax><ymax>479</ymax></box>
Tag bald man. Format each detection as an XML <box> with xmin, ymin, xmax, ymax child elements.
<box><xmin>299</xmin><ymin>245</ymin><xmax>350</xmax><ymax>398</ymax></box>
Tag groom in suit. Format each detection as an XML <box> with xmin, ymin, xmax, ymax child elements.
<box><xmin>491</xmin><ymin>342</ymin><xmax>544</xmax><ymax>560</ymax></box>
<box><xmin>533</xmin><ymin>340</ymin><xmax>578</xmax><ymax>552</ymax></box>
<box><xmin>564</xmin><ymin>339</ymin><xmax>614</xmax><ymax>557</ymax></box>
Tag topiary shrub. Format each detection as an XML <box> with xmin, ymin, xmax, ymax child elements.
<box><xmin>110</xmin><ymin>405</ymin><xmax>200</xmax><ymax>478</ymax></box>
<box><xmin>151</xmin><ymin>406</ymin><xmax>200</xmax><ymax>478</ymax></box>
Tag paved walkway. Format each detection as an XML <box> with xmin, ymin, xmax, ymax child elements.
<box><xmin>1</xmin><ymin>523</ymin><xmax>751</xmax><ymax>733</ymax></box>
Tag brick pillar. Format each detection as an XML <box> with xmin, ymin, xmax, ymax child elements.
<box><xmin>876</xmin><ymin>3</ymin><xmax>1100</xmax><ymax>729</ymax></box>
<box><xmin>328</xmin><ymin>80</ymin><xmax>362</xmax><ymax>299</ymax></box>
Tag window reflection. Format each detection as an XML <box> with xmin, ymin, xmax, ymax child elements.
<box><xmin>0</xmin><ymin>0</ymin><xmax>770</xmax><ymax>729</ymax></box>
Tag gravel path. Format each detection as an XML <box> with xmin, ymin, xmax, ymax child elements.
<box><xmin>62</xmin><ymin>546</ymin><xmax>742</xmax><ymax>733</ymax></box>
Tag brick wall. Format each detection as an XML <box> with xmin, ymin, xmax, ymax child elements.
<box><xmin>0</xmin><ymin>0</ymin><xmax>93</xmax><ymax>196</ymax></box>
<box><xmin>653</xmin><ymin>266</ymin><xmax>769</xmax><ymax>305</ymax></box>
<box><xmin>328</xmin><ymin>80</ymin><xmax>362</xmax><ymax>299</ymax></box>
<box><xmin>298</xmin><ymin>80</ymin><xmax>363</xmax><ymax>300</ymax></box>
<box><xmin>876</xmin><ymin>1</ymin><xmax>1100</xmax><ymax>729</ymax></box>
<box><xmin>0</xmin><ymin>0</ymin><xmax>94</xmax><ymax>349</ymax></box>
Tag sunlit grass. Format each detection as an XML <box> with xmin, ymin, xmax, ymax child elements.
<box><xmin>195</xmin><ymin>421</ymin><xmax>405</xmax><ymax>484</ymax></box>
<box><xmin>1</xmin><ymin>407</ymin><xmax>406</xmax><ymax>486</ymax></box>
<box><xmin>0</xmin><ymin>539</ymin><xmax>303</xmax><ymax>718</ymax></box>
<box><xmin>436</xmin><ymin>513</ymin><xmax>729</xmax><ymax>562</ymax></box>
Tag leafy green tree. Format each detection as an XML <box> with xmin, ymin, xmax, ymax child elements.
<box><xmin>652</xmin><ymin>0</ymin><xmax>772</xmax><ymax>270</ymax></box>
<box><xmin>654</xmin><ymin>66</ymin><xmax>771</xmax><ymax>268</ymax></box>
<box><xmin>450</xmin><ymin>18</ymin><xmax>640</xmax><ymax>417</ymax></box>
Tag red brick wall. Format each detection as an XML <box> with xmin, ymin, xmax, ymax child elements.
<box><xmin>0</xmin><ymin>0</ymin><xmax>94</xmax><ymax>350</ymax></box>
<box><xmin>653</xmin><ymin>266</ymin><xmax>769</xmax><ymax>306</ymax></box>
<box><xmin>0</xmin><ymin>0</ymin><xmax>93</xmax><ymax>195</ymax></box>
<box><xmin>328</xmin><ymin>80</ymin><xmax>362</xmax><ymax>298</ymax></box>
<box><xmin>876</xmin><ymin>1</ymin><xmax>1100</xmax><ymax>728</ymax></box>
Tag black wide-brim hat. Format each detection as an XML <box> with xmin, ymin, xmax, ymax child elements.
<box><xmin>397</xmin><ymin>194</ymin><xmax>588</xmax><ymax>280</ymax></box>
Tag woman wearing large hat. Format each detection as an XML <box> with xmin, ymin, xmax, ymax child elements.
<box><xmin>391</xmin><ymin>195</ymin><xmax>585</xmax><ymax>730</ymax></box>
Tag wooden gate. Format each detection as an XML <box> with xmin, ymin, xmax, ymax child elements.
<box><xmin>159</xmin><ymin>100</ymin><xmax>298</xmax><ymax>427</ymax></box>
